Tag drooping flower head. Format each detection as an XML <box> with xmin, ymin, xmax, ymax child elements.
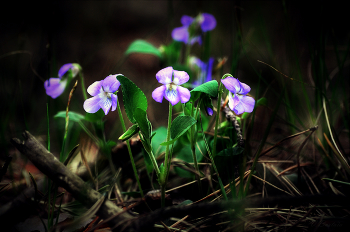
<box><xmin>221</xmin><ymin>76</ymin><xmax>255</xmax><ymax>115</ymax></box>
<box><xmin>189</xmin><ymin>56</ymin><xmax>214</xmax><ymax>87</ymax></box>
<box><xmin>83</xmin><ymin>75</ymin><xmax>121</xmax><ymax>115</ymax></box>
<box><xmin>172</xmin><ymin>13</ymin><xmax>216</xmax><ymax>45</ymax></box>
<box><xmin>44</xmin><ymin>63</ymin><xmax>81</xmax><ymax>99</ymax></box>
<box><xmin>152</xmin><ymin>67</ymin><xmax>191</xmax><ymax>106</ymax></box>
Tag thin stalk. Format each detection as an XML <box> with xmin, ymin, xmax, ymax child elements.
<box><xmin>79</xmin><ymin>72</ymin><xmax>88</xmax><ymax>100</ymax></box>
<box><xmin>162</xmin><ymin>101</ymin><xmax>173</xmax><ymax>208</ymax></box>
<box><xmin>117</xmin><ymin>100</ymin><xmax>144</xmax><ymax>197</ymax></box>
<box><xmin>190</xmin><ymin>101</ymin><xmax>202</xmax><ymax>195</ymax></box>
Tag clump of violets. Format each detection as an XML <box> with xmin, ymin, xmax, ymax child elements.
<box><xmin>152</xmin><ymin>67</ymin><xmax>191</xmax><ymax>105</ymax></box>
<box><xmin>44</xmin><ymin>63</ymin><xmax>81</xmax><ymax>99</ymax></box>
<box><xmin>221</xmin><ymin>76</ymin><xmax>255</xmax><ymax>115</ymax></box>
<box><xmin>188</xmin><ymin>56</ymin><xmax>214</xmax><ymax>87</ymax></box>
<box><xmin>172</xmin><ymin>13</ymin><xmax>216</xmax><ymax>45</ymax></box>
<box><xmin>83</xmin><ymin>75</ymin><xmax>121</xmax><ymax>115</ymax></box>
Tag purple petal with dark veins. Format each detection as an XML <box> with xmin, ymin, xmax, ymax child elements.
<box><xmin>165</xmin><ymin>88</ymin><xmax>180</xmax><ymax>106</ymax></box>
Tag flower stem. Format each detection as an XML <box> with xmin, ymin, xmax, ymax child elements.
<box><xmin>162</xmin><ymin>101</ymin><xmax>173</xmax><ymax>208</ymax></box>
<box><xmin>117</xmin><ymin>99</ymin><xmax>144</xmax><ymax>198</ymax></box>
<box><xmin>79</xmin><ymin>72</ymin><xmax>88</xmax><ymax>100</ymax></box>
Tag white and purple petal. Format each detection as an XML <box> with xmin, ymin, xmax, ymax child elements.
<box><xmin>152</xmin><ymin>85</ymin><xmax>166</xmax><ymax>103</ymax></box>
<box><xmin>173</xmin><ymin>70</ymin><xmax>189</xmax><ymax>85</ymax></box>
<box><xmin>99</xmin><ymin>97</ymin><xmax>112</xmax><ymax>115</ymax></box>
<box><xmin>200</xmin><ymin>13</ymin><xmax>216</xmax><ymax>32</ymax></box>
<box><xmin>181</xmin><ymin>15</ymin><xmax>194</xmax><ymax>26</ymax></box>
<box><xmin>58</xmin><ymin>63</ymin><xmax>74</xmax><ymax>78</ymax></box>
<box><xmin>171</xmin><ymin>26</ymin><xmax>189</xmax><ymax>44</ymax></box>
<box><xmin>221</xmin><ymin>76</ymin><xmax>241</xmax><ymax>94</ymax></box>
<box><xmin>44</xmin><ymin>78</ymin><xmax>67</xmax><ymax>99</ymax></box>
<box><xmin>228</xmin><ymin>92</ymin><xmax>240</xmax><ymax>112</ymax></box>
<box><xmin>165</xmin><ymin>86</ymin><xmax>180</xmax><ymax>106</ymax></box>
<box><xmin>87</xmin><ymin>81</ymin><xmax>102</xmax><ymax>96</ymax></box>
<box><xmin>102</xmin><ymin>75</ymin><xmax>120</xmax><ymax>93</ymax></box>
<box><xmin>156</xmin><ymin>67</ymin><xmax>173</xmax><ymax>85</ymax></box>
<box><xmin>177</xmin><ymin>86</ymin><xmax>191</xmax><ymax>103</ymax></box>
<box><xmin>83</xmin><ymin>95</ymin><xmax>102</xmax><ymax>113</ymax></box>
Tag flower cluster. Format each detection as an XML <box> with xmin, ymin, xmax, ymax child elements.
<box><xmin>83</xmin><ymin>75</ymin><xmax>121</xmax><ymax>115</ymax></box>
<box><xmin>172</xmin><ymin>13</ymin><xmax>216</xmax><ymax>45</ymax></box>
<box><xmin>221</xmin><ymin>76</ymin><xmax>255</xmax><ymax>115</ymax></box>
<box><xmin>44</xmin><ymin>63</ymin><xmax>80</xmax><ymax>99</ymax></box>
<box><xmin>152</xmin><ymin>67</ymin><xmax>190</xmax><ymax>106</ymax></box>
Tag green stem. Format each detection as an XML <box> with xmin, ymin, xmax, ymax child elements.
<box><xmin>79</xmin><ymin>72</ymin><xmax>88</xmax><ymax>100</ymax></box>
<box><xmin>190</xmin><ymin>102</ymin><xmax>202</xmax><ymax>195</ymax></box>
<box><xmin>162</xmin><ymin>101</ymin><xmax>173</xmax><ymax>208</ymax></box>
<box><xmin>117</xmin><ymin>100</ymin><xmax>144</xmax><ymax>197</ymax></box>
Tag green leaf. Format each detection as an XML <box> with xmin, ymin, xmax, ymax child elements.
<box><xmin>119</xmin><ymin>124</ymin><xmax>139</xmax><ymax>141</ymax></box>
<box><xmin>257</xmin><ymin>97</ymin><xmax>267</xmax><ymax>106</ymax></box>
<box><xmin>151</xmin><ymin>127</ymin><xmax>167</xmax><ymax>157</ymax></box>
<box><xmin>190</xmin><ymin>80</ymin><xmax>218</xmax><ymax>102</ymax></box>
<box><xmin>134</xmin><ymin>108</ymin><xmax>151</xmax><ymax>140</ymax></box>
<box><xmin>117</xmin><ymin>75</ymin><xmax>148</xmax><ymax>124</ymax></box>
<box><xmin>217</xmin><ymin>147</ymin><xmax>244</xmax><ymax>157</ymax></box>
<box><xmin>84</xmin><ymin>109</ymin><xmax>105</xmax><ymax>122</ymax></box>
<box><xmin>54</xmin><ymin>111</ymin><xmax>85</xmax><ymax>122</ymax></box>
<box><xmin>125</xmin><ymin>40</ymin><xmax>162</xmax><ymax>58</ymax></box>
<box><xmin>160</xmin><ymin>115</ymin><xmax>196</xmax><ymax>146</ymax></box>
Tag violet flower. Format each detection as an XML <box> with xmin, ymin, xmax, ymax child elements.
<box><xmin>83</xmin><ymin>75</ymin><xmax>121</xmax><ymax>115</ymax></box>
<box><xmin>152</xmin><ymin>67</ymin><xmax>191</xmax><ymax>106</ymax></box>
<box><xmin>189</xmin><ymin>56</ymin><xmax>214</xmax><ymax>87</ymax></box>
<box><xmin>221</xmin><ymin>76</ymin><xmax>255</xmax><ymax>115</ymax></box>
<box><xmin>44</xmin><ymin>63</ymin><xmax>80</xmax><ymax>99</ymax></box>
<box><xmin>172</xmin><ymin>13</ymin><xmax>216</xmax><ymax>45</ymax></box>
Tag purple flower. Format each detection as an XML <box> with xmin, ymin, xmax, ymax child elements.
<box><xmin>206</xmin><ymin>107</ymin><xmax>213</xmax><ymax>116</ymax></box>
<box><xmin>152</xmin><ymin>67</ymin><xmax>191</xmax><ymax>106</ymax></box>
<box><xmin>189</xmin><ymin>56</ymin><xmax>214</xmax><ymax>87</ymax></box>
<box><xmin>221</xmin><ymin>76</ymin><xmax>255</xmax><ymax>115</ymax></box>
<box><xmin>83</xmin><ymin>75</ymin><xmax>121</xmax><ymax>115</ymax></box>
<box><xmin>172</xmin><ymin>13</ymin><xmax>216</xmax><ymax>45</ymax></box>
<box><xmin>44</xmin><ymin>63</ymin><xmax>81</xmax><ymax>99</ymax></box>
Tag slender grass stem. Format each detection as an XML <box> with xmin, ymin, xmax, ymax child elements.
<box><xmin>117</xmin><ymin>99</ymin><xmax>144</xmax><ymax>197</ymax></box>
<box><xmin>190</xmin><ymin>101</ymin><xmax>202</xmax><ymax>195</ymax></box>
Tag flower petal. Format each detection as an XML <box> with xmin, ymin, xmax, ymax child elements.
<box><xmin>228</xmin><ymin>92</ymin><xmax>240</xmax><ymax>111</ymax></box>
<box><xmin>177</xmin><ymin>86</ymin><xmax>190</xmax><ymax>103</ymax></box>
<box><xmin>173</xmin><ymin>70</ymin><xmax>189</xmax><ymax>85</ymax></box>
<box><xmin>238</xmin><ymin>95</ymin><xmax>255</xmax><ymax>113</ymax></box>
<box><xmin>87</xmin><ymin>81</ymin><xmax>102</xmax><ymax>96</ymax></box>
<box><xmin>165</xmin><ymin>87</ymin><xmax>180</xmax><ymax>106</ymax></box>
<box><xmin>238</xmin><ymin>82</ymin><xmax>251</xmax><ymax>95</ymax></box>
<box><xmin>44</xmin><ymin>78</ymin><xmax>67</xmax><ymax>99</ymax></box>
<box><xmin>156</xmin><ymin>67</ymin><xmax>173</xmax><ymax>85</ymax></box>
<box><xmin>99</xmin><ymin>97</ymin><xmax>112</xmax><ymax>115</ymax></box>
<box><xmin>171</xmin><ymin>26</ymin><xmax>189</xmax><ymax>44</ymax></box>
<box><xmin>181</xmin><ymin>15</ymin><xmax>194</xmax><ymax>26</ymax></box>
<box><xmin>83</xmin><ymin>95</ymin><xmax>101</xmax><ymax>113</ymax></box>
<box><xmin>102</xmin><ymin>75</ymin><xmax>120</xmax><ymax>93</ymax></box>
<box><xmin>58</xmin><ymin>63</ymin><xmax>74</xmax><ymax>78</ymax></box>
<box><xmin>111</xmin><ymin>94</ymin><xmax>118</xmax><ymax>112</ymax></box>
<box><xmin>221</xmin><ymin>76</ymin><xmax>240</xmax><ymax>94</ymax></box>
<box><xmin>205</xmin><ymin>58</ymin><xmax>214</xmax><ymax>83</ymax></box>
<box><xmin>152</xmin><ymin>85</ymin><xmax>166</xmax><ymax>103</ymax></box>
<box><xmin>206</xmin><ymin>107</ymin><xmax>213</xmax><ymax>116</ymax></box>
<box><xmin>200</xmin><ymin>13</ymin><xmax>216</xmax><ymax>32</ymax></box>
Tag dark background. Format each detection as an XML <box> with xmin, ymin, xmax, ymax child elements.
<box><xmin>0</xmin><ymin>1</ymin><xmax>348</xmax><ymax>156</ymax></box>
